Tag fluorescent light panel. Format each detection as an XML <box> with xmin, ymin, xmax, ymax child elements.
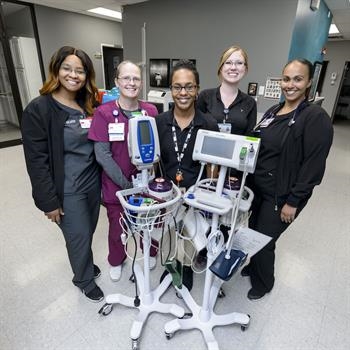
<box><xmin>329</xmin><ymin>23</ymin><xmax>339</xmax><ymax>34</ymax></box>
<box><xmin>88</xmin><ymin>7</ymin><xmax>122</xmax><ymax>20</ymax></box>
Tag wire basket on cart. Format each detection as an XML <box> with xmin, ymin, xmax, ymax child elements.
<box><xmin>116</xmin><ymin>185</ymin><xmax>182</xmax><ymax>244</ymax></box>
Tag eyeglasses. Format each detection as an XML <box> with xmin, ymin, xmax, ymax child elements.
<box><xmin>117</xmin><ymin>76</ymin><xmax>141</xmax><ymax>84</ymax></box>
<box><xmin>224</xmin><ymin>60</ymin><xmax>245</xmax><ymax>68</ymax></box>
<box><xmin>170</xmin><ymin>84</ymin><xmax>197</xmax><ymax>93</ymax></box>
<box><xmin>60</xmin><ymin>65</ymin><xmax>86</xmax><ymax>76</ymax></box>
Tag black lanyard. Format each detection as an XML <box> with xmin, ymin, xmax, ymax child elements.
<box><xmin>171</xmin><ymin>122</ymin><xmax>194</xmax><ymax>184</ymax></box>
<box><xmin>223</xmin><ymin>108</ymin><xmax>229</xmax><ymax>123</ymax></box>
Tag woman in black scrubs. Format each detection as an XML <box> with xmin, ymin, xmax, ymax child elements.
<box><xmin>243</xmin><ymin>58</ymin><xmax>333</xmax><ymax>300</ymax></box>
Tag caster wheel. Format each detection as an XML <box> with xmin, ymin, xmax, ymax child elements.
<box><xmin>98</xmin><ymin>303</ymin><xmax>113</xmax><ymax>316</ymax></box>
<box><xmin>131</xmin><ymin>339</ymin><xmax>139</xmax><ymax>350</ymax></box>
<box><xmin>165</xmin><ymin>332</ymin><xmax>174</xmax><ymax>340</ymax></box>
<box><xmin>180</xmin><ymin>312</ymin><xmax>193</xmax><ymax>319</ymax></box>
<box><xmin>241</xmin><ymin>314</ymin><xmax>250</xmax><ymax>332</ymax></box>
<box><xmin>218</xmin><ymin>287</ymin><xmax>226</xmax><ymax>298</ymax></box>
<box><xmin>241</xmin><ymin>325</ymin><xmax>248</xmax><ymax>331</ymax></box>
<box><xmin>175</xmin><ymin>291</ymin><xmax>183</xmax><ymax>299</ymax></box>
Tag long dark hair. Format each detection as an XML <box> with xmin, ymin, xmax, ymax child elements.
<box><xmin>40</xmin><ymin>46</ymin><xmax>98</xmax><ymax>115</ymax></box>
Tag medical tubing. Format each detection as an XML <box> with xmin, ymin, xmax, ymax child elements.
<box><xmin>225</xmin><ymin>169</ymin><xmax>248</xmax><ymax>255</ymax></box>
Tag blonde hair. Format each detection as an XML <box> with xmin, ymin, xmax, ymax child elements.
<box><xmin>115</xmin><ymin>60</ymin><xmax>141</xmax><ymax>78</ymax></box>
<box><xmin>217</xmin><ymin>45</ymin><xmax>249</xmax><ymax>76</ymax></box>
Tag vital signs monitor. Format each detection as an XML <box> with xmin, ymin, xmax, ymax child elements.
<box><xmin>128</xmin><ymin>116</ymin><xmax>160</xmax><ymax>169</ymax></box>
<box><xmin>192</xmin><ymin>129</ymin><xmax>261</xmax><ymax>173</ymax></box>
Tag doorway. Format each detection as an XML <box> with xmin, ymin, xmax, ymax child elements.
<box><xmin>332</xmin><ymin>61</ymin><xmax>350</xmax><ymax>121</ymax></box>
<box><xmin>0</xmin><ymin>0</ymin><xmax>44</xmax><ymax>148</ymax></box>
<box><xmin>101</xmin><ymin>45</ymin><xmax>123</xmax><ymax>90</ymax></box>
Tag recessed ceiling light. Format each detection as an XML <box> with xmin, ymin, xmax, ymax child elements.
<box><xmin>88</xmin><ymin>7</ymin><xmax>122</xmax><ymax>20</ymax></box>
<box><xmin>329</xmin><ymin>23</ymin><xmax>339</xmax><ymax>34</ymax></box>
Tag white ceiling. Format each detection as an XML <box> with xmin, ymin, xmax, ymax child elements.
<box><xmin>324</xmin><ymin>0</ymin><xmax>350</xmax><ymax>40</ymax></box>
<box><xmin>18</xmin><ymin>0</ymin><xmax>350</xmax><ymax>40</ymax></box>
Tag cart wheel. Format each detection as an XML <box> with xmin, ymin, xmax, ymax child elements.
<box><xmin>218</xmin><ymin>287</ymin><xmax>226</xmax><ymax>298</ymax></box>
<box><xmin>98</xmin><ymin>303</ymin><xmax>113</xmax><ymax>316</ymax></box>
<box><xmin>131</xmin><ymin>339</ymin><xmax>139</xmax><ymax>350</ymax></box>
<box><xmin>241</xmin><ymin>314</ymin><xmax>250</xmax><ymax>331</ymax></box>
<box><xmin>165</xmin><ymin>332</ymin><xmax>174</xmax><ymax>340</ymax></box>
<box><xmin>175</xmin><ymin>291</ymin><xmax>183</xmax><ymax>299</ymax></box>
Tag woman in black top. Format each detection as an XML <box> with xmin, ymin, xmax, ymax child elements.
<box><xmin>243</xmin><ymin>59</ymin><xmax>333</xmax><ymax>300</ymax></box>
<box><xmin>197</xmin><ymin>45</ymin><xmax>257</xmax><ymax>135</ymax></box>
<box><xmin>22</xmin><ymin>46</ymin><xmax>103</xmax><ymax>303</ymax></box>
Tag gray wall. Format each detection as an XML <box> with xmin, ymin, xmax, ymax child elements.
<box><xmin>122</xmin><ymin>0</ymin><xmax>298</xmax><ymax>113</ymax></box>
<box><xmin>34</xmin><ymin>5</ymin><xmax>123</xmax><ymax>88</ymax></box>
<box><xmin>321</xmin><ymin>40</ymin><xmax>350</xmax><ymax>118</ymax></box>
<box><xmin>6</xmin><ymin>7</ymin><xmax>34</xmax><ymax>37</ymax></box>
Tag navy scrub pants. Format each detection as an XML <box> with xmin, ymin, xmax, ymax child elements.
<box><xmin>59</xmin><ymin>183</ymin><xmax>101</xmax><ymax>294</ymax></box>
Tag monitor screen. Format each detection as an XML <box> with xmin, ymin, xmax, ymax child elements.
<box><xmin>201</xmin><ymin>136</ymin><xmax>235</xmax><ymax>160</ymax></box>
<box><xmin>138</xmin><ymin>120</ymin><xmax>151</xmax><ymax>145</ymax></box>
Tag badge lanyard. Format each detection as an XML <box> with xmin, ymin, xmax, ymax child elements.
<box><xmin>253</xmin><ymin>99</ymin><xmax>308</xmax><ymax>134</ymax></box>
<box><xmin>172</xmin><ymin>123</ymin><xmax>194</xmax><ymax>185</ymax></box>
<box><xmin>223</xmin><ymin>108</ymin><xmax>229</xmax><ymax>123</ymax></box>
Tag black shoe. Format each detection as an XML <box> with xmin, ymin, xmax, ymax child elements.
<box><xmin>241</xmin><ymin>265</ymin><xmax>250</xmax><ymax>277</ymax></box>
<box><xmin>93</xmin><ymin>264</ymin><xmax>101</xmax><ymax>279</ymax></box>
<box><xmin>83</xmin><ymin>285</ymin><xmax>104</xmax><ymax>303</ymax></box>
<box><xmin>247</xmin><ymin>288</ymin><xmax>266</xmax><ymax>301</ymax></box>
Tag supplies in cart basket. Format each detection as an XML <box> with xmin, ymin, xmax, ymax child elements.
<box><xmin>182</xmin><ymin>207</ymin><xmax>209</xmax><ymax>252</ymax></box>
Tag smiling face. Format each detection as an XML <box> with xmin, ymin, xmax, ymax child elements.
<box><xmin>115</xmin><ymin>62</ymin><xmax>142</xmax><ymax>100</ymax></box>
<box><xmin>57</xmin><ymin>55</ymin><xmax>86</xmax><ymax>95</ymax></box>
<box><xmin>281</xmin><ymin>61</ymin><xmax>312</xmax><ymax>106</ymax></box>
<box><xmin>219</xmin><ymin>50</ymin><xmax>247</xmax><ymax>85</ymax></box>
<box><xmin>171</xmin><ymin>68</ymin><xmax>198</xmax><ymax>113</ymax></box>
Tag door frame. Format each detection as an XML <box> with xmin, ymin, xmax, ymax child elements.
<box><xmin>101</xmin><ymin>43</ymin><xmax>123</xmax><ymax>90</ymax></box>
<box><xmin>0</xmin><ymin>0</ymin><xmax>44</xmax><ymax>148</ymax></box>
<box><xmin>331</xmin><ymin>61</ymin><xmax>349</xmax><ymax>121</ymax></box>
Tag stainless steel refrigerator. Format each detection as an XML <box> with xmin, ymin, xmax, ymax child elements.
<box><xmin>9</xmin><ymin>36</ymin><xmax>42</xmax><ymax>113</ymax></box>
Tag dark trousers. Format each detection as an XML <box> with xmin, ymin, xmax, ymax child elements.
<box><xmin>59</xmin><ymin>183</ymin><xmax>101</xmax><ymax>294</ymax></box>
<box><xmin>247</xmin><ymin>194</ymin><xmax>291</xmax><ymax>293</ymax></box>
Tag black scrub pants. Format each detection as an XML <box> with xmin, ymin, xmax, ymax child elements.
<box><xmin>59</xmin><ymin>182</ymin><xmax>101</xmax><ymax>294</ymax></box>
<box><xmin>247</xmin><ymin>193</ymin><xmax>292</xmax><ymax>294</ymax></box>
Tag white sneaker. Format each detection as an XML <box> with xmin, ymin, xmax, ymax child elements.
<box><xmin>149</xmin><ymin>256</ymin><xmax>157</xmax><ymax>270</ymax></box>
<box><xmin>109</xmin><ymin>265</ymin><xmax>122</xmax><ymax>281</ymax></box>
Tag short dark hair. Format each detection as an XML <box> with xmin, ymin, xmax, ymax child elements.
<box><xmin>170</xmin><ymin>59</ymin><xmax>200</xmax><ymax>86</ymax></box>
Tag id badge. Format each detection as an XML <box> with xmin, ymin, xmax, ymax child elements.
<box><xmin>79</xmin><ymin>118</ymin><xmax>92</xmax><ymax>129</ymax></box>
<box><xmin>259</xmin><ymin>117</ymin><xmax>274</xmax><ymax>128</ymax></box>
<box><xmin>218</xmin><ymin>123</ymin><xmax>232</xmax><ymax>134</ymax></box>
<box><xmin>108</xmin><ymin>122</ymin><xmax>125</xmax><ymax>141</ymax></box>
